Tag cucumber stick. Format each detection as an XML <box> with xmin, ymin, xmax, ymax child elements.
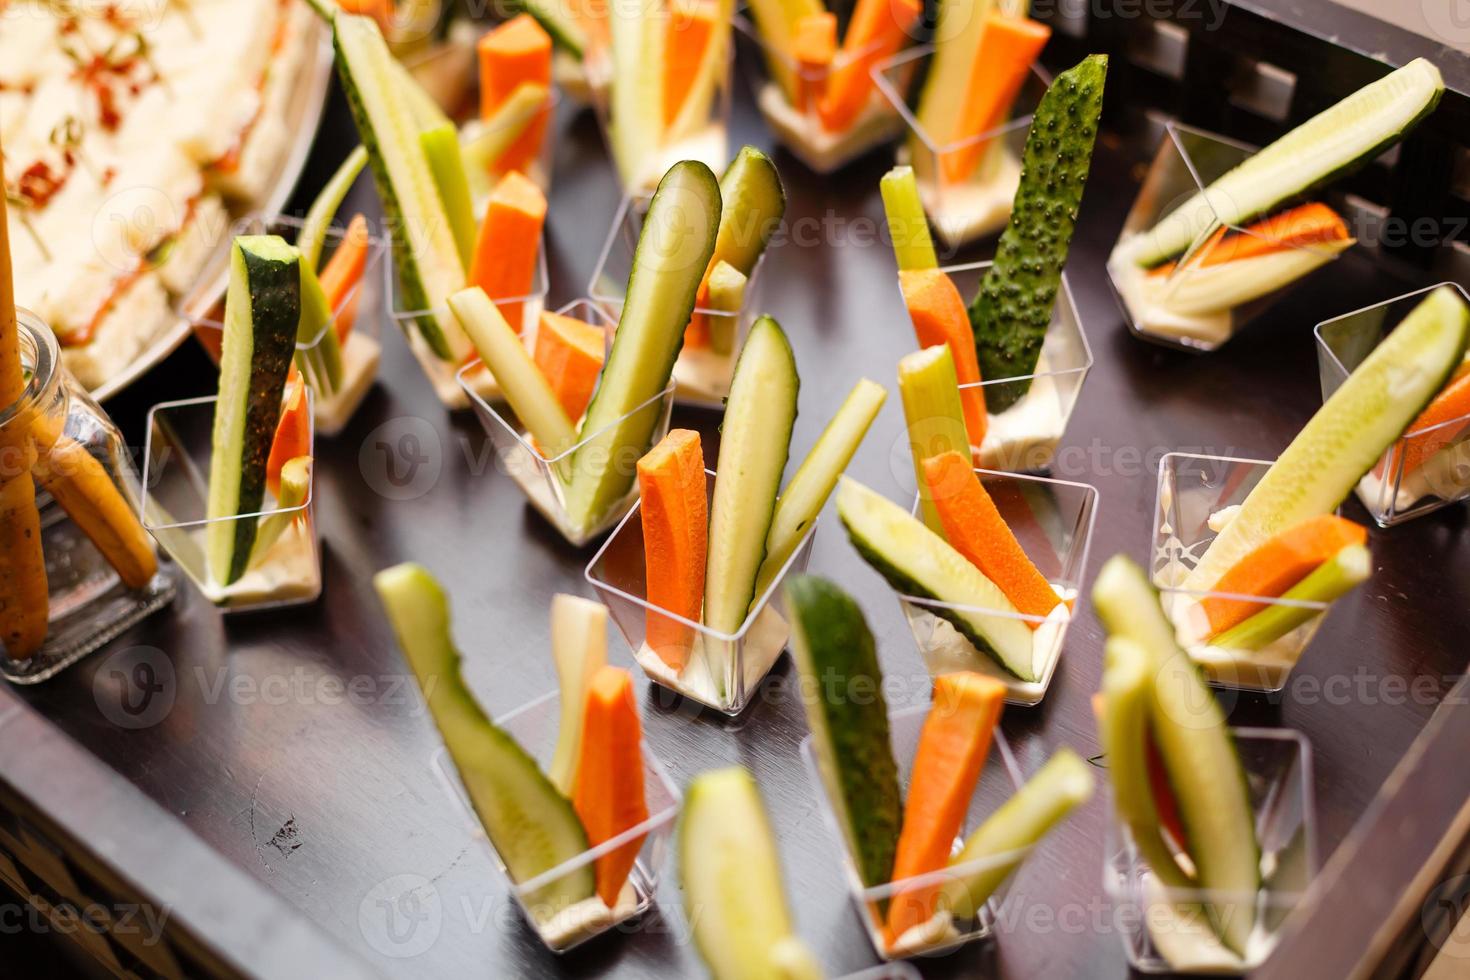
<box><xmin>609</xmin><ymin>2</ymin><xmax>665</xmax><ymax>188</ymax></box>
<box><xmin>296</xmin><ymin>261</ymin><xmax>344</xmax><ymax>396</ymax></box>
<box><xmin>299</xmin><ymin>145</ymin><xmax>367</xmax><ymax>272</ymax></box>
<box><xmin>898</xmin><ymin>344</ymin><xmax>971</xmax><ymax>533</ymax></box>
<box><xmin>1098</xmin><ymin>636</ymin><xmax>1194</xmax><ymax>892</ymax></box>
<box><xmin>1210</xmin><ymin>542</ymin><xmax>1371</xmax><ymax>652</ymax></box>
<box><xmin>1130</xmin><ymin>59</ymin><xmax>1444</xmax><ymax>268</ymax></box>
<box><xmin>880</xmin><ymin>166</ymin><xmax>938</xmax><ymax>272</ymax></box>
<box><xmin>462</xmin><ymin>82</ymin><xmax>549</xmax><ymax>193</ymax></box>
<box><xmin>449</xmin><ymin>286</ymin><xmax>578</xmax><ymax>458</ymax></box>
<box><xmin>1144</xmin><ymin>239</ymin><xmax>1353</xmax><ymax>317</ymax></box>
<box><xmin>970</xmin><ymin>55</ymin><xmax>1106</xmax><ymax>413</ymax></box>
<box><xmin>374</xmin><ymin>565</ymin><xmax>595</xmax><ymax>912</ymax></box>
<box><xmin>1092</xmin><ymin>555</ymin><xmax>1258</xmax><ymax>956</ymax></box>
<box><xmin>1184</xmin><ymin>286</ymin><xmax>1469</xmax><ymax>592</ymax></box>
<box><xmin>837</xmin><ymin>478</ymin><xmax>1036</xmax><ymax>679</ymax></box>
<box><xmin>207</xmin><ymin>236</ymin><xmax>301</xmax><ymax>587</ymax></box>
<box><xmin>713</xmin><ymin>146</ymin><xmax>786</xmax><ymax>278</ymax></box>
<box><xmin>420</xmin><ymin>123</ymin><xmax>477</xmax><ymax>269</ymax></box>
<box><xmin>705</xmin><ymin>316</ymin><xmax>799</xmax><ymax>634</ymax></box>
<box><xmin>785</xmin><ymin>575</ymin><xmax>902</xmax><ymax>889</ymax></box>
<box><xmin>564</xmin><ymin>161</ymin><xmax>721</xmax><ymax>532</ymax></box>
<box><xmin>704</xmin><ymin>261</ymin><xmax>748</xmax><ymax>356</ymax></box>
<box><xmin>939</xmin><ymin>747</ymin><xmax>1094</xmax><ymax>918</ymax></box>
<box><xmin>249</xmin><ymin>456</ymin><xmax>312</xmax><ymax>566</ymax></box>
<box><xmin>680</xmin><ymin>767</ymin><xmax>821</xmax><ymax>980</ymax></box>
<box><xmin>753</xmin><ymin>378</ymin><xmax>886</xmax><ymax>599</ymax></box>
<box><xmin>547</xmin><ymin>593</ymin><xmax>608</xmax><ymax>795</ymax></box>
<box><xmin>334</xmin><ymin>15</ymin><xmax>469</xmax><ymax>362</ymax></box>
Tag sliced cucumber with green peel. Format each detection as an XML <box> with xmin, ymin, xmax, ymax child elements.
<box><xmin>1210</xmin><ymin>542</ymin><xmax>1371</xmax><ymax>652</ymax></box>
<box><xmin>705</xmin><ymin>316</ymin><xmax>799</xmax><ymax>634</ymax></box>
<box><xmin>563</xmin><ymin>161</ymin><xmax>721</xmax><ymax>532</ymax></box>
<box><xmin>785</xmin><ymin>574</ymin><xmax>902</xmax><ymax>890</ymax></box>
<box><xmin>1098</xmin><ymin>636</ymin><xmax>1194</xmax><ymax>892</ymax></box>
<box><xmin>970</xmin><ymin>55</ymin><xmax>1106</xmax><ymax>413</ymax></box>
<box><xmin>299</xmin><ymin>145</ymin><xmax>367</xmax><ymax>272</ymax></box>
<box><xmin>1184</xmin><ymin>286</ymin><xmax>1469</xmax><ymax>592</ymax></box>
<box><xmin>680</xmin><ymin>766</ymin><xmax>819</xmax><ymax>980</ymax></box>
<box><xmin>753</xmin><ymin>378</ymin><xmax>886</xmax><ymax>599</ymax></box>
<box><xmin>207</xmin><ymin>236</ymin><xmax>301</xmax><ymax>587</ymax></box>
<box><xmin>374</xmin><ymin>564</ymin><xmax>595</xmax><ymax>912</ymax></box>
<box><xmin>333</xmin><ymin>14</ymin><xmax>468</xmax><ymax>362</ymax></box>
<box><xmin>420</xmin><ymin>123</ymin><xmax>477</xmax><ymax>269</ymax></box>
<box><xmin>836</xmin><ymin>478</ymin><xmax>1036</xmax><ymax>680</ymax></box>
<box><xmin>713</xmin><ymin>146</ymin><xmax>786</xmax><ymax>277</ymax></box>
<box><xmin>1092</xmin><ymin>555</ymin><xmax>1259</xmax><ymax>956</ymax></box>
<box><xmin>880</xmin><ymin>166</ymin><xmax>938</xmax><ymax>272</ymax></box>
<box><xmin>1127</xmin><ymin>59</ymin><xmax>1444</xmax><ymax>268</ymax></box>
<box><xmin>939</xmin><ymin>747</ymin><xmax>1094</xmax><ymax>918</ymax></box>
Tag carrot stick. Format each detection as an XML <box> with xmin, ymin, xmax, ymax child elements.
<box><xmin>337</xmin><ymin>0</ymin><xmax>394</xmax><ymax>32</ymax></box>
<box><xmin>884</xmin><ymin>671</ymin><xmax>1006</xmax><ymax>946</ymax></box>
<box><xmin>921</xmin><ymin>451</ymin><xmax>1062</xmax><ymax>625</ymax></box>
<box><xmin>572</xmin><ymin>666</ymin><xmax>651</xmax><ymax>906</ymax></box>
<box><xmin>30</xmin><ymin>414</ymin><xmax>156</xmax><ymax>591</ymax></box>
<box><xmin>477</xmin><ymin>14</ymin><xmax>553</xmax><ymax>175</ymax></box>
<box><xmin>1198</xmin><ymin>202</ymin><xmax>1350</xmax><ymax>267</ymax></box>
<box><xmin>1396</xmin><ymin>365</ymin><xmax>1470</xmax><ymax>476</ymax></box>
<box><xmin>792</xmin><ymin>12</ymin><xmax>837</xmax><ymax>114</ymax></box>
<box><xmin>899</xmin><ymin>269</ymin><xmax>987</xmax><ymax>447</ymax></box>
<box><xmin>1201</xmin><ymin>513</ymin><xmax>1367</xmax><ymax>636</ymax></box>
<box><xmin>468</xmin><ymin>171</ymin><xmax>547</xmax><ymax>339</ymax></box>
<box><xmin>266</xmin><ymin>379</ymin><xmax>311</xmax><ymax>500</ymax></box>
<box><xmin>816</xmin><ymin>0</ymin><xmax>921</xmax><ymax>134</ymax></box>
<box><xmin>533</xmin><ymin>310</ymin><xmax>605</xmax><ymax>421</ymax></box>
<box><xmin>0</xmin><ymin>146</ymin><xmax>48</xmax><ymax>660</ymax></box>
<box><xmin>319</xmin><ymin>214</ymin><xmax>372</xmax><ymax>342</ymax></box>
<box><xmin>637</xmin><ymin>429</ymin><xmax>707</xmax><ymax>673</ymax></box>
<box><xmin>941</xmin><ymin>14</ymin><xmax>1050</xmax><ymax>185</ymax></box>
<box><xmin>685</xmin><ymin>277</ymin><xmax>712</xmax><ymax>350</ymax></box>
<box><xmin>664</xmin><ymin>0</ymin><xmax>719</xmax><ymax>126</ymax></box>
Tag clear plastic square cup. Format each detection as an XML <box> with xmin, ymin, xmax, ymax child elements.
<box><xmin>431</xmin><ymin>689</ymin><xmax>681</xmax><ymax>953</ymax></box>
<box><xmin>1103</xmin><ymin>728</ymin><xmax>1317</xmax><ymax>975</ymax></box>
<box><xmin>461</xmin><ymin>84</ymin><xmax>562</xmax><ymax>205</ymax></box>
<box><xmin>141</xmin><ymin>394</ymin><xmax>320</xmax><ymax>612</ymax></box>
<box><xmin>385</xmin><ymin>233</ymin><xmax>549</xmax><ymax>410</ymax></box>
<box><xmin>1316</xmin><ymin>281</ymin><xmax>1470</xmax><ymax>526</ymax></box>
<box><xmin>732</xmin><ymin>14</ymin><xmax>910</xmax><ymax>174</ymax></box>
<box><xmin>801</xmin><ymin>705</ymin><xmax>1027</xmax><ymax>960</ymax></box>
<box><xmin>897</xmin><ymin>469</ymin><xmax>1097</xmax><ymax>706</ymax></box>
<box><xmin>873</xmin><ymin>47</ymin><xmax>1044</xmax><ymax>249</ymax></box>
<box><xmin>913</xmin><ymin>261</ymin><xmax>1091</xmax><ymax>472</ymax></box>
<box><xmin>459</xmin><ymin>301</ymin><xmax>675</xmax><ymax>547</ymax></box>
<box><xmin>1107</xmin><ymin>122</ymin><xmax>1354</xmax><ymax>352</ymax></box>
<box><xmin>589</xmin><ymin>195</ymin><xmax>768</xmax><ymax>408</ymax></box>
<box><xmin>0</xmin><ymin>310</ymin><xmax>175</xmax><ymax>683</ymax></box>
<box><xmin>586</xmin><ymin>4</ymin><xmax>732</xmax><ymax>194</ymax></box>
<box><xmin>1152</xmin><ymin>452</ymin><xmax>1345</xmax><ymax>692</ymax></box>
<box><xmin>583</xmin><ymin>467</ymin><xmax>817</xmax><ymax>716</ymax></box>
<box><xmin>183</xmin><ymin>213</ymin><xmax>387</xmax><ymax>437</ymax></box>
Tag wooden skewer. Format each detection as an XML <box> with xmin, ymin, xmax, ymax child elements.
<box><xmin>0</xmin><ymin>142</ymin><xmax>51</xmax><ymax>660</ymax></box>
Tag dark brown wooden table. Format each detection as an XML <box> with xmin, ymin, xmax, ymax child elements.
<box><xmin>3</xmin><ymin>48</ymin><xmax>1468</xmax><ymax>979</ymax></box>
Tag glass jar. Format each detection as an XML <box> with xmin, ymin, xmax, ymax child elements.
<box><xmin>0</xmin><ymin>310</ymin><xmax>174</xmax><ymax>683</ymax></box>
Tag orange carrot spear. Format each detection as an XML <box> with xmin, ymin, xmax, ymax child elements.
<box><xmin>0</xmin><ymin>144</ymin><xmax>50</xmax><ymax>659</ymax></box>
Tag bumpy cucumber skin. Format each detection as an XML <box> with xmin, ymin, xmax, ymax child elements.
<box><xmin>715</xmin><ymin>146</ymin><xmax>787</xmax><ymax>277</ymax></box>
<box><xmin>785</xmin><ymin>575</ymin><xmax>902</xmax><ymax>890</ymax></box>
<box><xmin>969</xmin><ymin>55</ymin><xmax>1106</xmax><ymax>413</ymax></box>
<box><xmin>210</xmin><ymin>237</ymin><xmax>300</xmax><ymax>586</ymax></box>
<box><xmin>333</xmin><ymin>20</ymin><xmax>457</xmax><ymax>361</ymax></box>
<box><xmin>705</xmin><ymin>316</ymin><xmax>799</xmax><ymax>635</ymax></box>
<box><xmin>1092</xmin><ymin>555</ymin><xmax>1259</xmax><ymax>956</ymax></box>
<box><xmin>373</xmin><ymin>565</ymin><xmax>595</xmax><ymax>912</ymax></box>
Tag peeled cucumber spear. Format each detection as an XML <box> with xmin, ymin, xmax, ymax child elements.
<box><xmin>897</xmin><ymin>344</ymin><xmax>971</xmax><ymax>532</ymax></box>
<box><xmin>969</xmin><ymin>55</ymin><xmax>1106</xmax><ymax>413</ymax></box>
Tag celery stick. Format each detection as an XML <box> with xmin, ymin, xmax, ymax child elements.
<box><xmin>461</xmin><ymin>82</ymin><xmax>549</xmax><ymax>185</ymax></box>
<box><xmin>420</xmin><ymin>123</ymin><xmax>477</xmax><ymax>270</ymax></box>
<box><xmin>1209</xmin><ymin>543</ymin><xmax>1371</xmax><ymax>651</ymax></box>
<box><xmin>297</xmin><ymin>262</ymin><xmax>344</xmax><ymax>395</ymax></box>
<box><xmin>898</xmin><ymin>345</ymin><xmax>970</xmax><ymax>531</ymax></box>
<box><xmin>448</xmin><ymin>286</ymin><xmax>578</xmax><ymax>459</ymax></box>
<box><xmin>704</xmin><ymin>260</ymin><xmax>747</xmax><ymax>356</ymax></box>
<box><xmin>299</xmin><ymin>145</ymin><xmax>367</xmax><ymax>272</ymax></box>
<box><xmin>753</xmin><ymin>378</ymin><xmax>887</xmax><ymax>598</ymax></box>
<box><xmin>880</xmin><ymin>166</ymin><xmax>937</xmax><ymax>271</ymax></box>
<box><xmin>250</xmin><ymin>456</ymin><xmax>313</xmax><ymax>567</ymax></box>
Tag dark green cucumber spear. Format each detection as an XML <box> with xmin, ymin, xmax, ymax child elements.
<box><xmin>969</xmin><ymin>55</ymin><xmax>1107</xmax><ymax>413</ymax></box>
